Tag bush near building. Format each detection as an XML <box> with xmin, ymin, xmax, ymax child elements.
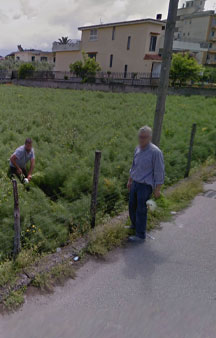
<box><xmin>18</xmin><ymin>63</ymin><xmax>36</xmax><ymax>79</ymax></box>
<box><xmin>170</xmin><ymin>53</ymin><xmax>202</xmax><ymax>87</ymax></box>
<box><xmin>70</xmin><ymin>51</ymin><xmax>101</xmax><ymax>83</ymax></box>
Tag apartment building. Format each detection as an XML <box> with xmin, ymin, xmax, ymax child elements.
<box><xmin>53</xmin><ymin>17</ymin><xmax>165</xmax><ymax>75</ymax></box>
<box><xmin>175</xmin><ymin>0</ymin><xmax>216</xmax><ymax>65</ymax></box>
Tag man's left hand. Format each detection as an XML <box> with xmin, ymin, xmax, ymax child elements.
<box><xmin>154</xmin><ymin>189</ymin><xmax>161</xmax><ymax>199</ymax></box>
<box><xmin>27</xmin><ymin>175</ymin><xmax>32</xmax><ymax>182</ymax></box>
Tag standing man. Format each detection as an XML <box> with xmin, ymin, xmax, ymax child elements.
<box><xmin>127</xmin><ymin>126</ymin><xmax>165</xmax><ymax>242</ymax></box>
<box><xmin>9</xmin><ymin>138</ymin><xmax>35</xmax><ymax>182</ymax></box>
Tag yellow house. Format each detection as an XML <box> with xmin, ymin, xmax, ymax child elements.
<box><xmin>53</xmin><ymin>17</ymin><xmax>165</xmax><ymax>75</ymax></box>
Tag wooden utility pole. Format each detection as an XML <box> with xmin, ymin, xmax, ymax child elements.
<box><xmin>90</xmin><ymin>151</ymin><xmax>102</xmax><ymax>228</ymax></box>
<box><xmin>152</xmin><ymin>0</ymin><xmax>179</xmax><ymax>146</ymax></box>
<box><xmin>12</xmin><ymin>179</ymin><xmax>21</xmax><ymax>260</ymax></box>
<box><xmin>185</xmin><ymin>123</ymin><xmax>197</xmax><ymax>178</ymax></box>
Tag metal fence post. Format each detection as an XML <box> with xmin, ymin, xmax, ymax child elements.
<box><xmin>12</xmin><ymin>179</ymin><xmax>21</xmax><ymax>259</ymax></box>
<box><xmin>185</xmin><ymin>123</ymin><xmax>197</xmax><ymax>178</ymax></box>
<box><xmin>90</xmin><ymin>151</ymin><xmax>102</xmax><ymax>228</ymax></box>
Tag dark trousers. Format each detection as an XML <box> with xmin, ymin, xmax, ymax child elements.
<box><xmin>129</xmin><ymin>181</ymin><xmax>152</xmax><ymax>239</ymax></box>
<box><xmin>8</xmin><ymin>166</ymin><xmax>27</xmax><ymax>183</ymax></box>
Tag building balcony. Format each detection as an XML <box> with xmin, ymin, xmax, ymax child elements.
<box><xmin>52</xmin><ymin>41</ymin><xmax>81</xmax><ymax>52</ymax></box>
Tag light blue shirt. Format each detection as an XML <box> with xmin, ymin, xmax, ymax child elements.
<box><xmin>10</xmin><ymin>145</ymin><xmax>35</xmax><ymax>169</ymax></box>
<box><xmin>130</xmin><ymin>143</ymin><xmax>165</xmax><ymax>188</ymax></box>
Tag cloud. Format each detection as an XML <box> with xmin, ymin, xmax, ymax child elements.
<box><xmin>0</xmin><ymin>0</ymin><xmax>215</xmax><ymax>55</ymax></box>
<box><xmin>19</xmin><ymin>0</ymin><xmax>37</xmax><ymax>18</ymax></box>
<box><xmin>13</xmin><ymin>13</ymin><xmax>22</xmax><ymax>20</ymax></box>
<box><xmin>0</xmin><ymin>10</ymin><xmax>8</xmax><ymax>24</ymax></box>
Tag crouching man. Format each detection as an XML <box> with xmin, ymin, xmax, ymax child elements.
<box><xmin>9</xmin><ymin>138</ymin><xmax>35</xmax><ymax>183</ymax></box>
<box><xmin>127</xmin><ymin>126</ymin><xmax>165</xmax><ymax>243</ymax></box>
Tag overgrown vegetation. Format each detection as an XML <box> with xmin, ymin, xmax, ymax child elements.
<box><xmin>0</xmin><ymin>85</ymin><xmax>215</xmax><ymax>262</ymax></box>
<box><xmin>70</xmin><ymin>51</ymin><xmax>101</xmax><ymax>82</ymax></box>
<box><xmin>3</xmin><ymin>289</ymin><xmax>25</xmax><ymax>311</ymax></box>
<box><xmin>31</xmin><ymin>261</ymin><xmax>75</xmax><ymax>292</ymax></box>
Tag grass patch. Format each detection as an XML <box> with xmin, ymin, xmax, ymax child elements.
<box><xmin>31</xmin><ymin>261</ymin><xmax>75</xmax><ymax>292</ymax></box>
<box><xmin>3</xmin><ymin>289</ymin><xmax>25</xmax><ymax>311</ymax></box>
<box><xmin>87</xmin><ymin>223</ymin><xmax>128</xmax><ymax>256</ymax></box>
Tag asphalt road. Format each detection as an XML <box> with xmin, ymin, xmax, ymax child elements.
<box><xmin>1</xmin><ymin>182</ymin><xmax>216</xmax><ymax>338</ymax></box>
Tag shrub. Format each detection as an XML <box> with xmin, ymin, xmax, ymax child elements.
<box><xmin>18</xmin><ymin>63</ymin><xmax>35</xmax><ymax>79</ymax></box>
<box><xmin>170</xmin><ymin>53</ymin><xmax>202</xmax><ymax>87</ymax></box>
<box><xmin>69</xmin><ymin>51</ymin><xmax>101</xmax><ymax>83</ymax></box>
<box><xmin>201</xmin><ymin>67</ymin><xmax>216</xmax><ymax>83</ymax></box>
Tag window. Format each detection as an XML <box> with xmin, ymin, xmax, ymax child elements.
<box><xmin>188</xmin><ymin>32</ymin><xmax>190</xmax><ymax>36</ymax></box>
<box><xmin>88</xmin><ymin>53</ymin><xmax>97</xmax><ymax>60</ymax></box>
<box><xmin>53</xmin><ymin>57</ymin><xmax>56</xmax><ymax>63</ymax></box>
<box><xmin>127</xmin><ymin>36</ymin><xmax>131</xmax><ymax>50</ymax></box>
<box><xmin>214</xmin><ymin>54</ymin><xmax>216</xmax><ymax>61</ymax></box>
<box><xmin>40</xmin><ymin>56</ymin><xmax>48</xmax><ymax>62</ymax></box>
<box><xmin>110</xmin><ymin>54</ymin><xmax>113</xmax><ymax>68</ymax></box>
<box><xmin>112</xmin><ymin>26</ymin><xmax>116</xmax><ymax>40</ymax></box>
<box><xmin>149</xmin><ymin>35</ymin><xmax>157</xmax><ymax>52</ymax></box>
<box><xmin>162</xmin><ymin>26</ymin><xmax>165</xmax><ymax>30</ymax></box>
<box><xmin>124</xmin><ymin>65</ymin><xmax>128</xmax><ymax>78</ymax></box>
<box><xmin>32</xmin><ymin>56</ymin><xmax>35</xmax><ymax>62</ymax></box>
<box><xmin>90</xmin><ymin>29</ymin><xmax>98</xmax><ymax>41</ymax></box>
<box><xmin>16</xmin><ymin>56</ymin><xmax>20</xmax><ymax>61</ymax></box>
<box><xmin>209</xmin><ymin>43</ymin><xmax>213</xmax><ymax>48</ymax></box>
<box><xmin>211</xmin><ymin>31</ymin><xmax>215</xmax><ymax>37</ymax></box>
<box><xmin>189</xmin><ymin>20</ymin><xmax>192</xmax><ymax>24</ymax></box>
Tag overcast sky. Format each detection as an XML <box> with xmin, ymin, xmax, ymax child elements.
<box><xmin>0</xmin><ymin>0</ymin><xmax>215</xmax><ymax>56</ymax></box>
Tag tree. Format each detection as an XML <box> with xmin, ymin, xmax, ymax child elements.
<box><xmin>170</xmin><ymin>53</ymin><xmax>202</xmax><ymax>87</ymax></box>
<box><xmin>58</xmin><ymin>37</ymin><xmax>72</xmax><ymax>45</ymax></box>
<box><xmin>69</xmin><ymin>51</ymin><xmax>101</xmax><ymax>82</ymax></box>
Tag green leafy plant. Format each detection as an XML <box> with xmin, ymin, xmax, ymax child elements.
<box><xmin>170</xmin><ymin>53</ymin><xmax>202</xmax><ymax>87</ymax></box>
<box><xmin>18</xmin><ymin>63</ymin><xmax>36</xmax><ymax>79</ymax></box>
<box><xmin>70</xmin><ymin>51</ymin><xmax>101</xmax><ymax>83</ymax></box>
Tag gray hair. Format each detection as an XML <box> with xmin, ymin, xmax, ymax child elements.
<box><xmin>138</xmin><ymin>126</ymin><xmax>152</xmax><ymax>136</ymax></box>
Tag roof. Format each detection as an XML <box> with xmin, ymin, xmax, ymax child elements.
<box><xmin>144</xmin><ymin>54</ymin><xmax>162</xmax><ymax>61</ymax></box>
<box><xmin>15</xmin><ymin>49</ymin><xmax>53</xmax><ymax>54</ymax></box>
<box><xmin>78</xmin><ymin>18</ymin><xmax>165</xmax><ymax>30</ymax></box>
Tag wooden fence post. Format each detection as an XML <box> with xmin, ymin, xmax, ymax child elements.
<box><xmin>12</xmin><ymin>179</ymin><xmax>21</xmax><ymax>259</ymax></box>
<box><xmin>90</xmin><ymin>151</ymin><xmax>102</xmax><ymax>228</ymax></box>
<box><xmin>184</xmin><ymin>123</ymin><xmax>197</xmax><ymax>178</ymax></box>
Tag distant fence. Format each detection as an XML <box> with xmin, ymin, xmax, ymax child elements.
<box><xmin>11</xmin><ymin>70</ymin><xmax>160</xmax><ymax>86</ymax></box>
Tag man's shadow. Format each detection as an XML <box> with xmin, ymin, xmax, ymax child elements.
<box><xmin>122</xmin><ymin>239</ymin><xmax>168</xmax><ymax>292</ymax></box>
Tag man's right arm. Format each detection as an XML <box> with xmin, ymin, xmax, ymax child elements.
<box><xmin>10</xmin><ymin>155</ymin><xmax>22</xmax><ymax>175</ymax></box>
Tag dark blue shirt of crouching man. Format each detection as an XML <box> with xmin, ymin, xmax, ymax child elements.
<box><xmin>127</xmin><ymin>126</ymin><xmax>165</xmax><ymax>243</ymax></box>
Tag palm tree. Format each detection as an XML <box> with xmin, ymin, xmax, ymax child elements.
<box><xmin>58</xmin><ymin>37</ymin><xmax>72</xmax><ymax>45</ymax></box>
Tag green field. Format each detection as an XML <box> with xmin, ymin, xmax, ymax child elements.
<box><xmin>0</xmin><ymin>85</ymin><xmax>215</xmax><ymax>261</ymax></box>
